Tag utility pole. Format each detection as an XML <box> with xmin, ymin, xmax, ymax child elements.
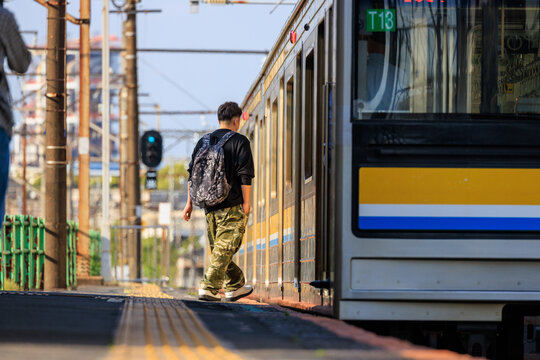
<box><xmin>119</xmin><ymin>85</ymin><xmax>128</xmax><ymax>281</ymax></box>
<box><xmin>119</xmin><ymin>21</ymin><xmax>129</xmax><ymax>280</ymax></box>
<box><xmin>167</xmin><ymin>160</ymin><xmax>174</xmax><ymax>284</ymax></box>
<box><xmin>21</xmin><ymin>121</ymin><xmax>27</xmax><ymax>215</ymax></box>
<box><xmin>78</xmin><ymin>0</ymin><xmax>91</xmax><ymax>278</ymax></box>
<box><xmin>44</xmin><ymin>0</ymin><xmax>67</xmax><ymax>289</ymax></box>
<box><xmin>67</xmin><ymin>137</ymin><xmax>73</xmax><ymax>220</ymax></box>
<box><xmin>101</xmin><ymin>0</ymin><xmax>112</xmax><ymax>282</ymax></box>
<box><xmin>155</xmin><ymin>104</ymin><xmax>161</xmax><ymax>131</ymax></box>
<box><xmin>125</xmin><ymin>0</ymin><xmax>141</xmax><ymax>279</ymax></box>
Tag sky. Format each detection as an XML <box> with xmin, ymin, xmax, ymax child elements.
<box><xmin>5</xmin><ymin>0</ymin><xmax>294</xmax><ymax>160</ymax></box>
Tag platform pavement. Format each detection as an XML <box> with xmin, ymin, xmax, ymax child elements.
<box><xmin>0</xmin><ymin>284</ymin><xmax>479</xmax><ymax>360</ymax></box>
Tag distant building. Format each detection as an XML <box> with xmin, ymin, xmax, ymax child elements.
<box><xmin>8</xmin><ymin>36</ymin><xmax>122</xmax><ymax>218</ymax></box>
<box><xmin>14</xmin><ymin>35</ymin><xmax>121</xmax><ymax>176</ymax></box>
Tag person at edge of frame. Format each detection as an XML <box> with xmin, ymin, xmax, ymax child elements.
<box><xmin>0</xmin><ymin>0</ymin><xmax>32</xmax><ymax>228</ymax></box>
<box><xmin>182</xmin><ymin>101</ymin><xmax>255</xmax><ymax>302</ymax></box>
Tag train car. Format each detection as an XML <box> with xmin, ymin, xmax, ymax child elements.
<box><xmin>238</xmin><ymin>1</ymin><xmax>540</xmax><ymax>357</ymax></box>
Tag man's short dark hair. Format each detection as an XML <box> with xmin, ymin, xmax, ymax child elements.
<box><xmin>0</xmin><ymin>0</ymin><xmax>4</xmax><ymax>7</ymax></box>
<box><xmin>218</xmin><ymin>101</ymin><xmax>242</xmax><ymax>122</ymax></box>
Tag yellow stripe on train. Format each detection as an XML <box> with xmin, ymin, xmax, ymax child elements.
<box><xmin>359</xmin><ymin>168</ymin><xmax>540</xmax><ymax>205</ymax></box>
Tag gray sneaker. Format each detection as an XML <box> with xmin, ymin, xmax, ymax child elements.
<box><xmin>198</xmin><ymin>289</ymin><xmax>220</xmax><ymax>302</ymax></box>
<box><xmin>224</xmin><ymin>285</ymin><xmax>253</xmax><ymax>302</ymax></box>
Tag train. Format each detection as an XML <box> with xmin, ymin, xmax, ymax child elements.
<box><xmin>235</xmin><ymin>1</ymin><xmax>540</xmax><ymax>358</ymax></box>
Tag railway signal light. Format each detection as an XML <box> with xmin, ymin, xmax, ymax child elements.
<box><xmin>141</xmin><ymin>130</ymin><xmax>163</xmax><ymax>168</ymax></box>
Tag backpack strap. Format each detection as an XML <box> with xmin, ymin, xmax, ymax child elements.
<box><xmin>216</xmin><ymin>130</ymin><xmax>236</xmax><ymax>148</ymax></box>
<box><xmin>201</xmin><ymin>133</ymin><xmax>211</xmax><ymax>146</ymax></box>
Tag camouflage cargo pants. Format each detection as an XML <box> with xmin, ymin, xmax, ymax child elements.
<box><xmin>200</xmin><ymin>204</ymin><xmax>247</xmax><ymax>294</ymax></box>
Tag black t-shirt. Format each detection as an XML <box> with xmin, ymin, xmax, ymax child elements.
<box><xmin>188</xmin><ymin>129</ymin><xmax>255</xmax><ymax>212</ymax></box>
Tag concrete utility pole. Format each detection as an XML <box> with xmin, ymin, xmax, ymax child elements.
<box><xmin>78</xmin><ymin>0</ymin><xmax>91</xmax><ymax>278</ymax></box>
<box><xmin>101</xmin><ymin>0</ymin><xmax>112</xmax><ymax>282</ymax></box>
<box><xmin>168</xmin><ymin>160</ymin><xmax>174</xmax><ymax>283</ymax></box>
<box><xmin>119</xmin><ymin>20</ymin><xmax>129</xmax><ymax>278</ymax></box>
<box><xmin>124</xmin><ymin>0</ymin><xmax>142</xmax><ymax>279</ymax></box>
<box><xmin>119</xmin><ymin>88</ymin><xmax>128</xmax><ymax>280</ymax></box>
<box><xmin>44</xmin><ymin>0</ymin><xmax>67</xmax><ymax>289</ymax></box>
<box><xmin>21</xmin><ymin>121</ymin><xmax>26</xmax><ymax>215</ymax></box>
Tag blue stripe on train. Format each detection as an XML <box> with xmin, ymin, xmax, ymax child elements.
<box><xmin>269</xmin><ymin>234</ymin><xmax>294</xmax><ymax>248</ymax></box>
<box><xmin>283</xmin><ymin>234</ymin><xmax>293</xmax><ymax>243</ymax></box>
<box><xmin>250</xmin><ymin>234</ymin><xmax>294</xmax><ymax>251</ymax></box>
<box><xmin>359</xmin><ymin>216</ymin><xmax>540</xmax><ymax>231</ymax></box>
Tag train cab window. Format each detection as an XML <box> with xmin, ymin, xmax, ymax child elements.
<box><xmin>305</xmin><ymin>52</ymin><xmax>314</xmax><ymax>179</ymax></box>
<box><xmin>271</xmin><ymin>99</ymin><xmax>278</xmax><ymax>199</ymax></box>
<box><xmin>285</xmin><ymin>77</ymin><xmax>294</xmax><ymax>191</ymax></box>
<box><xmin>354</xmin><ymin>0</ymin><xmax>540</xmax><ymax>118</ymax></box>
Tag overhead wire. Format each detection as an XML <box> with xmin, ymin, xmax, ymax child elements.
<box><xmin>145</xmin><ymin>93</ymin><xmax>187</xmax><ymax>131</ymax></box>
<box><xmin>139</xmin><ymin>57</ymin><xmax>212</xmax><ymax>110</ymax></box>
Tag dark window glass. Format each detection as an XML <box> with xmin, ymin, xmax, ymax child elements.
<box><xmin>285</xmin><ymin>77</ymin><xmax>294</xmax><ymax>191</ymax></box>
<box><xmin>271</xmin><ymin>99</ymin><xmax>278</xmax><ymax>199</ymax></box>
<box><xmin>259</xmin><ymin>115</ymin><xmax>266</xmax><ymax>219</ymax></box>
<box><xmin>305</xmin><ymin>52</ymin><xmax>314</xmax><ymax>179</ymax></box>
<box><xmin>249</xmin><ymin>131</ymin><xmax>255</xmax><ymax>226</ymax></box>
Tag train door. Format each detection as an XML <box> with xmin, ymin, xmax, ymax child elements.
<box><xmin>318</xmin><ymin>6</ymin><xmax>334</xmax><ymax>305</ymax></box>
<box><xmin>301</xmin><ymin>15</ymin><xmax>331</xmax><ymax>304</ymax></box>
<box><xmin>244</xmin><ymin>123</ymin><xmax>256</xmax><ymax>285</ymax></box>
<box><xmin>256</xmin><ymin>106</ymin><xmax>266</xmax><ymax>296</ymax></box>
<box><xmin>268</xmin><ymin>80</ymin><xmax>281</xmax><ymax>299</ymax></box>
<box><xmin>284</xmin><ymin>56</ymin><xmax>301</xmax><ymax>302</ymax></box>
<box><xmin>277</xmin><ymin>78</ymin><xmax>285</xmax><ymax>300</ymax></box>
<box><xmin>248</xmin><ymin>107</ymin><xmax>260</xmax><ymax>288</ymax></box>
<box><xmin>301</xmin><ymin>28</ymin><xmax>318</xmax><ymax>303</ymax></box>
<box><xmin>264</xmin><ymin>99</ymin><xmax>272</xmax><ymax>297</ymax></box>
<box><xmin>327</xmin><ymin>4</ymin><xmax>336</xmax><ymax>306</ymax></box>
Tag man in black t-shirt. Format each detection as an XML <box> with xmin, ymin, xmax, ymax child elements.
<box><xmin>183</xmin><ymin>102</ymin><xmax>255</xmax><ymax>302</ymax></box>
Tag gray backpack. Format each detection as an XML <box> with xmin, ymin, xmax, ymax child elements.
<box><xmin>188</xmin><ymin>131</ymin><xmax>236</xmax><ymax>208</ymax></box>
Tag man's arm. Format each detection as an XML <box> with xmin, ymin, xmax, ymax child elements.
<box><xmin>3</xmin><ymin>12</ymin><xmax>31</xmax><ymax>73</ymax></box>
<box><xmin>241</xmin><ymin>185</ymin><xmax>251</xmax><ymax>215</ymax></box>
<box><xmin>183</xmin><ymin>139</ymin><xmax>203</xmax><ymax>222</ymax></box>
<box><xmin>182</xmin><ymin>187</ymin><xmax>193</xmax><ymax>222</ymax></box>
<box><xmin>236</xmin><ymin>137</ymin><xmax>254</xmax><ymax>215</ymax></box>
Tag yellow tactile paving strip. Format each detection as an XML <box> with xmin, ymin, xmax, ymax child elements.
<box><xmin>123</xmin><ymin>283</ymin><xmax>174</xmax><ymax>299</ymax></box>
<box><xmin>106</xmin><ymin>284</ymin><xmax>243</xmax><ymax>360</ymax></box>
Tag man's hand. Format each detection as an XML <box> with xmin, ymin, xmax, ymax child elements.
<box><xmin>242</xmin><ymin>202</ymin><xmax>250</xmax><ymax>216</ymax></box>
<box><xmin>182</xmin><ymin>201</ymin><xmax>193</xmax><ymax>222</ymax></box>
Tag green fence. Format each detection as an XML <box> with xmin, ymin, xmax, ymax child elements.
<box><xmin>89</xmin><ymin>229</ymin><xmax>101</xmax><ymax>276</ymax></box>
<box><xmin>0</xmin><ymin>215</ymin><xmax>84</xmax><ymax>290</ymax></box>
<box><xmin>66</xmin><ymin>221</ymin><xmax>78</xmax><ymax>288</ymax></box>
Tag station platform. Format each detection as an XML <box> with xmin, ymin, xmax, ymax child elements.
<box><xmin>0</xmin><ymin>284</ymin><xmax>477</xmax><ymax>360</ymax></box>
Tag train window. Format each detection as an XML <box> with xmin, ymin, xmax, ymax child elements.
<box><xmin>305</xmin><ymin>52</ymin><xmax>314</xmax><ymax>180</ymax></box>
<box><xmin>271</xmin><ymin>99</ymin><xmax>278</xmax><ymax>199</ymax></box>
<box><xmin>260</xmin><ymin>115</ymin><xmax>266</xmax><ymax>216</ymax></box>
<box><xmin>285</xmin><ymin>77</ymin><xmax>294</xmax><ymax>191</ymax></box>
<box><xmin>256</xmin><ymin>116</ymin><xmax>261</xmax><ymax>210</ymax></box>
<box><xmin>249</xmin><ymin>130</ymin><xmax>255</xmax><ymax>226</ymax></box>
<box><xmin>353</xmin><ymin>0</ymin><xmax>540</xmax><ymax>118</ymax></box>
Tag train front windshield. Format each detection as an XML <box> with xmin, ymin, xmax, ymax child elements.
<box><xmin>354</xmin><ymin>0</ymin><xmax>540</xmax><ymax>119</ymax></box>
